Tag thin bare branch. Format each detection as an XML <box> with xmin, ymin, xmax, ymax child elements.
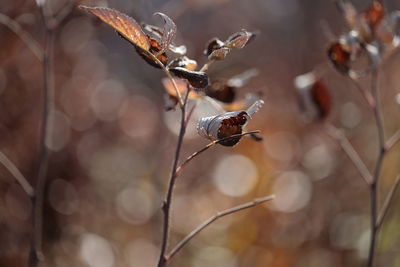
<box><xmin>0</xmin><ymin>13</ymin><xmax>43</xmax><ymax>61</ymax></box>
<box><xmin>0</xmin><ymin>151</ymin><xmax>34</xmax><ymax>197</ymax></box>
<box><xmin>376</xmin><ymin>175</ymin><xmax>400</xmax><ymax>229</ymax></box>
<box><xmin>175</xmin><ymin>130</ymin><xmax>261</xmax><ymax>176</ymax></box>
<box><xmin>325</xmin><ymin>124</ymin><xmax>373</xmax><ymax>185</ymax></box>
<box><xmin>367</xmin><ymin>68</ymin><xmax>385</xmax><ymax>267</ymax></box>
<box><xmin>385</xmin><ymin>129</ymin><xmax>400</xmax><ymax>152</ymax></box>
<box><xmin>165</xmin><ymin>194</ymin><xmax>275</xmax><ymax>262</ymax></box>
<box><xmin>347</xmin><ymin>76</ymin><xmax>376</xmax><ymax>109</ymax></box>
<box><xmin>157</xmin><ymin>69</ymin><xmax>190</xmax><ymax>267</ymax></box>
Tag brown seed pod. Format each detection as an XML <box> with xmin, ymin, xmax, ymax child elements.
<box><xmin>197</xmin><ymin>100</ymin><xmax>264</xmax><ymax>146</ymax></box>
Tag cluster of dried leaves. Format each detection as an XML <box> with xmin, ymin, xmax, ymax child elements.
<box><xmin>80</xmin><ymin>5</ymin><xmax>263</xmax><ymax>146</ymax></box>
<box><xmin>294</xmin><ymin>0</ymin><xmax>400</xmax><ymax>123</ymax></box>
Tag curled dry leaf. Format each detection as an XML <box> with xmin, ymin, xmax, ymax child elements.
<box><xmin>197</xmin><ymin>100</ymin><xmax>264</xmax><ymax>146</ymax></box>
<box><xmin>154</xmin><ymin>12</ymin><xmax>177</xmax><ymax>54</ymax></box>
<box><xmin>225</xmin><ymin>30</ymin><xmax>256</xmax><ymax>49</ymax></box>
<box><xmin>327</xmin><ymin>42</ymin><xmax>352</xmax><ymax>74</ymax></box>
<box><xmin>142</xmin><ymin>22</ymin><xmax>187</xmax><ymax>55</ymax></box>
<box><xmin>205</xmin><ymin>69</ymin><xmax>259</xmax><ymax>103</ymax></box>
<box><xmin>169</xmin><ymin>67</ymin><xmax>209</xmax><ymax>88</ymax></box>
<box><xmin>203</xmin><ymin>30</ymin><xmax>256</xmax><ymax>61</ymax></box>
<box><xmin>204</xmin><ymin>38</ymin><xmax>225</xmax><ymax>56</ymax></box>
<box><xmin>364</xmin><ymin>1</ymin><xmax>385</xmax><ymax>30</ymax></box>
<box><xmin>294</xmin><ymin>72</ymin><xmax>331</xmax><ymax>121</ymax></box>
<box><xmin>167</xmin><ymin>56</ymin><xmax>197</xmax><ymax>71</ymax></box>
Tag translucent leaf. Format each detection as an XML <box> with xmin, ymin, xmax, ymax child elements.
<box><xmin>364</xmin><ymin>1</ymin><xmax>384</xmax><ymax>30</ymax></box>
<box><xmin>80</xmin><ymin>6</ymin><xmax>150</xmax><ymax>52</ymax></box>
<box><xmin>208</xmin><ymin>47</ymin><xmax>230</xmax><ymax>61</ymax></box>
<box><xmin>225</xmin><ymin>30</ymin><xmax>255</xmax><ymax>49</ymax></box>
<box><xmin>154</xmin><ymin>12</ymin><xmax>177</xmax><ymax>54</ymax></box>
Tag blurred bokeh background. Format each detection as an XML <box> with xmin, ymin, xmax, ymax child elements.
<box><xmin>1</xmin><ymin>0</ymin><xmax>400</xmax><ymax>266</ymax></box>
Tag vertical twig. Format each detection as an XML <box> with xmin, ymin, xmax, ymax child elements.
<box><xmin>157</xmin><ymin>88</ymin><xmax>189</xmax><ymax>267</ymax></box>
<box><xmin>367</xmin><ymin>68</ymin><xmax>385</xmax><ymax>267</ymax></box>
<box><xmin>28</xmin><ymin>4</ymin><xmax>56</xmax><ymax>267</ymax></box>
<box><xmin>376</xmin><ymin>175</ymin><xmax>400</xmax><ymax>229</ymax></box>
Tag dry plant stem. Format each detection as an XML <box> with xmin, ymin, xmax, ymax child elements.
<box><xmin>156</xmin><ymin>62</ymin><xmax>190</xmax><ymax>266</ymax></box>
<box><xmin>175</xmin><ymin>130</ymin><xmax>261</xmax><ymax>176</ymax></box>
<box><xmin>325</xmin><ymin>124</ymin><xmax>373</xmax><ymax>185</ymax></box>
<box><xmin>28</xmin><ymin>9</ymin><xmax>55</xmax><ymax>267</ymax></box>
<box><xmin>367</xmin><ymin>69</ymin><xmax>385</xmax><ymax>267</ymax></box>
<box><xmin>165</xmin><ymin>194</ymin><xmax>275</xmax><ymax>262</ymax></box>
<box><xmin>348</xmin><ymin>76</ymin><xmax>376</xmax><ymax>109</ymax></box>
<box><xmin>385</xmin><ymin>129</ymin><xmax>400</xmax><ymax>151</ymax></box>
<box><xmin>376</xmin><ymin>175</ymin><xmax>400</xmax><ymax>229</ymax></box>
<box><xmin>0</xmin><ymin>13</ymin><xmax>43</xmax><ymax>61</ymax></box>
<box><xmin>0</xmin><ymin>151</ymin><xmax>34</xmax><ymax>197</ymax></box>
<box><xmin>199</xmin><ymin>60</ymin><xmax>214</xmax><ymax>72</ymax></box>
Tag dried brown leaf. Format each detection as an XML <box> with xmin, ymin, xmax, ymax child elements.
<box><xmin>79</xmin><ymin>6</ymin><xmax>150</xmax><ymax>51</ymax></box>
<box><xmin>169</xmin><ymin>67</ymin><xmax>209</xmax><ymax>88</ymax></box>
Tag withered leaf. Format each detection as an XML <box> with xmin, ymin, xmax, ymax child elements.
<box><xmin>217</xmin><ymin>111</ymin><xmax>248</xmax><ymax>146</ymax></box>
<box><xmin>204</xmin><ymin>38</ymin><xmax>225</xmax><ymax>56</ymax></box>
<box><xmin>225</xmin><ymin>30</ymin><xmax>255</xmax><ymax>49</ymax></box>
<box><xmin>205</xmin><ymin>80</ymin><xmax>236</xmax><ymax>103</ymax></box>
<box><xmin>169</xmin><ymin>67</ymin><xmax>209</xmax><ymax>88</ymax></box>
<box><xmin>167</xmin><ymin>56</ymin><xmax>197</xmax><ymax>71</ymax></box>
<box><xmin>364</xmin><ymin>1</ymin><xmax>384</xmax><ymax>30</ymax></box>
<box><xmin>154</xmin><ymin>12</ymin><xmax>177</xmax><ymax>54</ymax></box>
<box><xmin>209</xmin><ymin>47</ymin><xmax>230</xmax><ymax>61</ymax></box>
<box><xmin>311</xmin><ymin>80</ymin><xmax>331</xmax><ymax>119</ymax></box>
<box><xmin>327</xmin><ymin>42</ymin><xmax>351</xmax><ymax>74</ymax></box>
<box><xmin>79</xmin><ymin>6</ymin><xmax>150</xmax><ymax>52</ymax></box>
<box><xmin>162</xmin><ymin>78</ymin><xmax>201</xmax><ymax>110</ymax></box>
<box><xmin>135</xmin><ymin>36</ymin><xmax>168</xmax><ymax>68</ymax></box>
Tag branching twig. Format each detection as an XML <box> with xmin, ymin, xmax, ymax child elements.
<box><xmin>325</xmin><ymin>124</ymin><xmax>373</xmax><ymax>185</ymax></box>
<box><xmin>0</xmin><ymin>13</ymin><xmax>43</xmax><ymax>61</ymax></box>
<box><xmin>165</xmin><ymin>194</ymin><xmax>275</xmax><ymax>263</ymax></box>
<box><xmin>0</xmin><ymin>151</ymin><xmax>34</xmax><ymax>197</ymax></box>
<box><xmin>155</xmin><ymin>57</ymin><xmax>189</xmax><ymax>267</ymax></box>
<box><xmin>175</xmin><ymin>130</ymin><xmax>261</xmax><ymax>176</ymax></box>
<box><xmin>376</xmin><ymin>175</ymin><xmax>400</xmax><ymax>229</ymax></box>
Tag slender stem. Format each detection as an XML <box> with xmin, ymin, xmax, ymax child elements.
<box><xmin>367</xmin><ymin>69</ymin><xmax>385</xmax><ymax>267</ymax></box>
<box><xmin>376</xmin><ymin>175</ymin><xmax>400</xmax><ymax>229</ymax></box>
<box><xmin>175</xmin><ymin>131</ymin><xmax>260</xmax><ymax>176</ymax></box>
<box><xmin>28</xmin><ymin>6</ymin><xmax>56</xmax><ymax>267</ymax></box>
<box><xmin>325</xmin><ymin>124</ymin><xmax>373</xmax><ymax>185</ymax></box>
<box><xmin>0</xmin><ymin>151</ymin><xmax>34</xmax><ymax>197</ymax></box>
<box><xmin>157</xmin><ymin>89</ymin><xmax>189</xmax><ymax>267</ymax></box>
<box><xmin>385</xmin><ymin>129</ymin><xmax>400</xmax><ymax>152</ymax></box>
<box><xmin>347</xmin><ymin>76</ymin><xmax>376</xmax><ymax>109</ymax></box>
<box><xmin>184</xmin><ymin>102</ymin><xmax>197</xmax><ymax>127</ymax></box>
<box><xmin>165</xmin><ymin>195</ymin><xmax>275</xmax><ymax>263</ymax></box>
<box><xmin>0</xmin><ymin>13</ymin><xmax>43</xmax><ymax>61</ymax></box>
<box><xmin>199</xmin><ymin>60</ymin><xmax>214</xmax><ymax>72</ymax></box>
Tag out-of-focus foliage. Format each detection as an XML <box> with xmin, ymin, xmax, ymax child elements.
<box><xmin>1</xmin><ymin>0</ymin><xmax>400</xmax><ymax>267</ymax></box>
